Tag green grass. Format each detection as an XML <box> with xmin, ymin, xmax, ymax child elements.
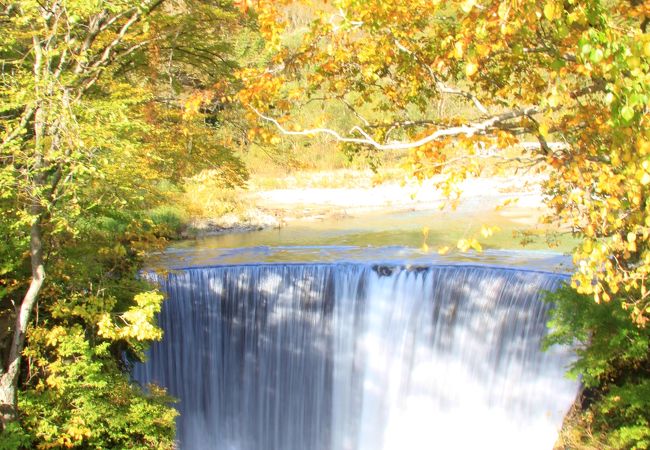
<box><xmin>146</xmin><ymin>205</ymin><xmax>188</xmax><ymax>235</ymax></box>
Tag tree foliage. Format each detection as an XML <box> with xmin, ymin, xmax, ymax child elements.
<box><xmin>19</xmin><ymin>320</ymin><xmax>177</xmax><ymax>449</ymax></box>
<box><xmin>0</xmin><ymin>0</ymin><xmax>647</xmax><ymax>445</ymax></box>
<box><xmin>0</xmin><ymin>0</ymin><xmax>252</xmax><ymax>443</ymax></box>
<box><xmin>238</xmin><ymin>1</ymin><xmax>650</xmax><ymax>447</ymax></box>
<box><xmin>239</xmin><ymin>0</ymin><xmax>650</xmax><ymax>324</ymax></box>
<box><xmin>546</xmin><ymin>285</ymin><xmax>650</xmax><ymax>449</ymax></box>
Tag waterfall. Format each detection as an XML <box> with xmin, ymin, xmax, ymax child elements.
<box><xmin>133</xmin><ymin>263</ymin><xmax>579</xmax><ymax>450</ymax></box>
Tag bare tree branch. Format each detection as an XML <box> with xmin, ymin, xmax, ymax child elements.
<box><xmin>86</xmin><ymin>9</ymin><xmax>141</xmax><ymax>72</ymax></box>
<box><xmin>1</xmin><ymin>106</ymin><xmax>36</xmax><ymax>148</ymax></box>
<box><xmin>411</xmin><ymin>151</ymin><xmax>546</xmax><ymax>175</ymax></box>
<box><xmin>252</xmin><ymin>106</ymin><xmax>545</xmax><ymax>151</ymax></box>
<box><xmin>391</xmin><ymin>34</ymin><xmax>489</xmax><ymax>115</ymax></box>
<box><xmin>77</xmin><ymin>39</ymin><xmax>152</xmax><ymax>95</ymax></box>
<box><xmin>73</xmin><ymin>9</ymin><xmax>111</xmax><ymax>74</ymax></box>
<box><xmin>338</xmin><ymin>97</ymin><xmax>370</xmax><ymax>126</ymax></box>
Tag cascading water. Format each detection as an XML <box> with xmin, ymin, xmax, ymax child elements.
<box><xmin>133</xmin><ymin>263</ymin><xmax>579</xmax><ymax>450</ymax></box>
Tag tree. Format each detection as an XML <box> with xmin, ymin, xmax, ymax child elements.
<box><xmin>238</xmin><ymin>0</ymin><xmax>650</xmax><ymax>446</ymax></box>
<box><xmin>239</xmin><ymin>0</ymin><xmax>650</xmax><ymax>323</ymax></box>
<box><xmin>0</xmin><ymin>0</ymin><xmax>248</xmax><ymax>433</ymax></box>
<box><xmin>545</xmin><ymin>285</ymin><xmax>650</xmax><ymax>448</ymax></box>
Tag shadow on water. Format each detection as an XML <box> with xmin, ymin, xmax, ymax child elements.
<box><xmin>133</xmin><ymin>262</ymin><xmax>579</xmax><ymax>450</ymax></box>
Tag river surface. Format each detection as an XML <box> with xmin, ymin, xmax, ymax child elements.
<box><xmin>137</xmin><ymin>207</ymin><xmax>579</xmax><ymax>450</ymax></box>
<box><xmin>149</xmin><ymin>208</ymin><xmax>575</xmax><ymax>269</ymax></box>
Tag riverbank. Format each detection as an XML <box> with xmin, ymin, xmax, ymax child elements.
<box><xmin>185</xmin><ymin>170</ymin><xmax>548</xmax><ymax>237</ymax></box>
<box><xmin>185</xmin><ymin>171</ymin><xmax>548</xmax><ymax>237</ymax></box>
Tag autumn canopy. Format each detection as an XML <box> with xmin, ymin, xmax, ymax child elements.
<box><xmin>239</xmin><ymin>0</ymin><xmax>650</xmax><ymax>325</ymax></box>
<box><xmin>1</xmin><ymin>0</ymin><xmax>649</xmax><ymax>448</ymax></box>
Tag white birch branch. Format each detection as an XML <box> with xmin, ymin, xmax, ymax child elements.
<box><xmin>252</xmin><ymin>106</ymin><xmax>544</xmax><ymax>151</ymax></box>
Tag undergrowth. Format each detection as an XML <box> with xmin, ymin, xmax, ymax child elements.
<box><xmin>547</xmin><ymin>285</ymin><xmax>650</xmax><ymax>450</ymax></box>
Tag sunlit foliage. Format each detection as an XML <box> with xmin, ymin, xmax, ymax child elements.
<box><xmin>240</xmin><ymin>0</ymin><xmax>650</xmax><ymax>325</ymax></box>
<box><xmin>1</xmin><ymin>0</ymin><xmax>251</xmax><ymax>443</ymax></box>
<box><xmin>546</xmin><ymin>285</ymin><xmax>650</xmax><ymax>449</ymax></box>
<box><xmin>240</xmin><ymin>1</ymin><xmax>650</xmax><ymax>446</ymax></box>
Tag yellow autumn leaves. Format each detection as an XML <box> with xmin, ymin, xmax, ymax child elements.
<box><xmin>98</xmin><ymin>291</ymin><xmax>164</xmax><ymax>342</ymax></box>
<box><xmin>421</xmin><ymin>224</ymin><xmax>501</xmax><ymax>255</ymax></box>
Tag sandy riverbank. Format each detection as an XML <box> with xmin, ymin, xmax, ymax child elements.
<box><xmin>187</xmin><ymin>172</ymin><xmax>548</xmax><ymax>236</ymax></box>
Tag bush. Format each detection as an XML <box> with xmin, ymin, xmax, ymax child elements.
<box><xmin>546</xmin><ymin>285</ymin><xmax>650</xmax><ymax>449</ymax></box>
<box><xmin>146</xmin><ymin>206</ymin><xmax>188</xmax><ymax>238</ymax></box>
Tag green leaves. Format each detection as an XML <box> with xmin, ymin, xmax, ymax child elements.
<box><xmin>98</xmin><ymin>291</ymin><xmax>164</xmax><ymax>347</ymax></box>
<box><xmin>546</xmin><ymin>285</ymin><xmax>650</xmax><ymax>449</ymax></box>
<box><xmin>0</xmin><ymin>0</ymin><xmax>249</xmax><ymax>444</ymax></box>
<box><xmin>21</xmin><ymin>324</ymin><xmax>177</xmax><ymax>449</ymax></box>
<box><xmin>589</xmin><ymin>47</ymin><xmax>604</xmax><ymax>63</ymax></box>
<box><xmin>620</xmin><ymin>104</ymin><xmax>635</xmax><ymax>122</ymax></box>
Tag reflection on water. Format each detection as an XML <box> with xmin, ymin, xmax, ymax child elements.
<box><xmin>137</xmin><ymin>209</ymin><xmax>579</xmax><ymax>449</ymax></box>
<box><xmin>150</xmin><ymin>208</ymin><xmax>574</xmax><ymax>270</ymax></box>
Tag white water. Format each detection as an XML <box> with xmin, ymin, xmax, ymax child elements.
<box><xmin>133</xmin><ymin>263</ymin><xmax>578</xmax><ymax>450</ymax></box>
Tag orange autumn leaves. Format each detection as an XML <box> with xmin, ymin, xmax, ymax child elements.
<box><xmin>235</xmin><ymin>0</ymin><xmax>650</xmax><ymax>324</ymax></box>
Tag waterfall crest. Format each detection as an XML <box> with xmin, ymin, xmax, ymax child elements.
<box><xmin>133</xmin><ymin>263</ymin><xmax>578</xmax><ymax>450</ymax></box>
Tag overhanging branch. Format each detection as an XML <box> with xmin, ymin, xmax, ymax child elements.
<box><xmin>391</xmin><ymin>34</ymin><xmax>489</xmax><ymax>115</ymax></box>
<box><xmin>252</xmin><ymin>106</ymin><xmax>545</xmax><ymax>151</ymax></box>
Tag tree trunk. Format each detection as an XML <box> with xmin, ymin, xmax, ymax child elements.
<box><xmin>0</xmin><ymin>97</ymin><xmax>47</xmax><ymax>430</ymax></box>
<box><xmin>0</xmin><ymin>218</ymin><xmax>45</xmax><ymax>429</ymax></box>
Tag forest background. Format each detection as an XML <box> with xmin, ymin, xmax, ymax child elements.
<box><xmin>0</xmin><ymin>0</ymin><xmax>649</xmax><ymax>449</ymax></box>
